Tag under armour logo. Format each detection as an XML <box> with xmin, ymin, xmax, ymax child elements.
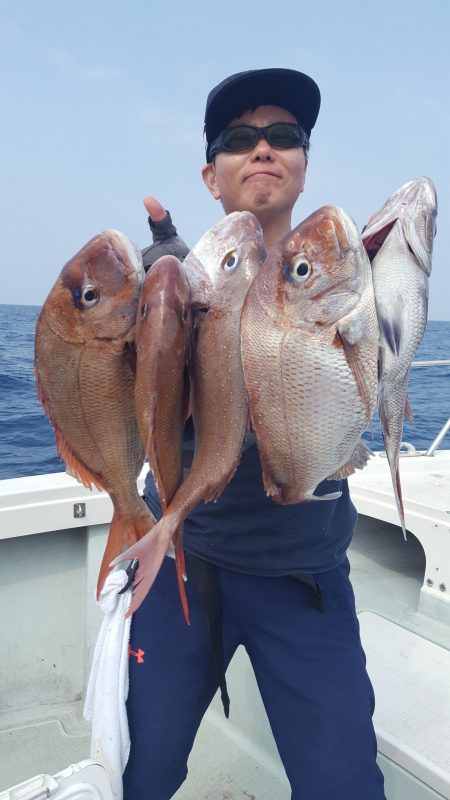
<box><xmin>128</xmin><ymin>644</ymin><xmax>145</xmax><ymax>663</ymax></box>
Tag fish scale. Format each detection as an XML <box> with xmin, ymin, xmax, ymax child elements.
<box><xmin>246</xmin><ymin>314</ymin><xmax>374</xmax><ymax>500</ymax></box>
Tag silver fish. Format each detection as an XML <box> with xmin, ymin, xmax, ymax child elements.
<box><xmin>362</xmin><ymin>177</ymin><xmax>437</xmax><ymax>537</ymax></box>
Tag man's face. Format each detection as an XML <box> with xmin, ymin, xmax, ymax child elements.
<box><xmin>202</xmin><ymin>105</ymin><xmax>307</xmax><ymax>220</ymax></box>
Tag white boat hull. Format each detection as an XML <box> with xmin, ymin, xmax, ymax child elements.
<box><xmin>1</xmin><ymin>452</ymin><xmax>449</xmax><ymax>799</ymax></box>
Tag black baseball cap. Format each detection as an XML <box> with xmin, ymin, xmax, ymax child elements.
<box><xmin>204</xmin><ymin>68</ymin><xmax>321</xmax><ymax>162</ymax></box>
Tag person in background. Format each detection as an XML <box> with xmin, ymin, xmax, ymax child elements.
<box><xmin>124</xmin><ymin>68</ymin><xmax>386</xmax><ymax>800</ymax></box>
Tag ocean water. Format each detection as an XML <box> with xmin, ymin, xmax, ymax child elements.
<box><xmin>0</xmin><ymin>304</ymin><xmax>449</xmax><ymax>481</ymax></box>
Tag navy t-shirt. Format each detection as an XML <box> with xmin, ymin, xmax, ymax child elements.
<box><xmin>144</xmin><ymin>421</ymin><xmax>357</xmax><ymax>576</ymax></box>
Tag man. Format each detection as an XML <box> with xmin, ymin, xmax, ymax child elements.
<box><xmin>124</xmin><ymin>68</ymin><xmax>386</xmax><ymax>800</ymax></box>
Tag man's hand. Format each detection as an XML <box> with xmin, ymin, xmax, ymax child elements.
<box><xmin>143</xmin><ymin>196</ymin><xmax>167</xmax><ymax>223</ymax></box>
<box><xmin>141</xmin><ymin>197</ymin><xmax>190</xmax><ymax>271</ymax></box>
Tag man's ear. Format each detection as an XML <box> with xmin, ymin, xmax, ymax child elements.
<box><xmin>202</xmin><ymin>162</ymin><xmax>221</xmax><ymax>200</ymax></box>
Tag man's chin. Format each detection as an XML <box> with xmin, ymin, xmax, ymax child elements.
<box><xmin>224</xmin><ymin>191</ymin><xmax>277</xmax><ymax>217</ymax></box>
<box><xmin>253</xmin><ymin>191</ymin><xmax>271</xmax><ymax>208</ymax></box>
<box><xmin>236</xmin><ymin>191</ymin><xmax>272</xmax><ymax>216</ymax></box>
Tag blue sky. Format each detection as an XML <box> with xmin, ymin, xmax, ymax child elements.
<box><xmin>1</xmin><ymin>0</ymin><xmax>449</xmax><ymax>319</ymax></box>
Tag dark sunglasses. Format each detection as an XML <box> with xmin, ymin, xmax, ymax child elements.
<box><xmin>209</xmin><ymin>122</ymin><xmax>309</xmax><ymax>159</ymax></box>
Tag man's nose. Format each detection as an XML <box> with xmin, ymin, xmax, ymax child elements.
<box><xmin>251</xmin><ymin>134</ymin><xmax>274</xmax><ymax>160</ymax></box>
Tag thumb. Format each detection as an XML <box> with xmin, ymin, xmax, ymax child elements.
<box><xmin>143</xmin><ymin>196</ymin><xmax>167</xmax><ymax>222</ymax></box>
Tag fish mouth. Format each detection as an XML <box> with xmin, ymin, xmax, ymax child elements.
<box><xmin>362</xmin><ymin>219</ymin><xmax>397</xmax><ymax>262</ymax></box>
<box><xmin>104</xmin><ymin>230</ymin><xmax>144</xmax><ymax>278</ymax></box>
<box><xmin>361</xmin><ymin>177</ymin><xmax>437</xmax><ymax>276</ymax></box>
<box><xmin>330</xmin><ymin>207</ymin><xmax>362</xmax><ymax>253</ymax></box>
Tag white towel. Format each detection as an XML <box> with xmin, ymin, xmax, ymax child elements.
<box><xmin>83</xmin><ymin>570</ymin><xmax>132</xmax><ymax>800</ymax></box>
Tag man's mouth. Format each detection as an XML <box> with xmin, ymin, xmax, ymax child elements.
<box><xmin>244</xmin><ymin>171</ymin><xmax>281</xmax><ymax>182</ymax></box>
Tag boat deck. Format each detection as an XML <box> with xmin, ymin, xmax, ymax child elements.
<box><xmin>1</xmin><ymin>452</ymin><xmax>450</xmax><ymax>798</ymax></box>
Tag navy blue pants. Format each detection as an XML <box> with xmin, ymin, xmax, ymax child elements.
<box><xmin>123</xmin><ymin>557</ymin><xmax>386</xmax><ymax>800</ymax></box>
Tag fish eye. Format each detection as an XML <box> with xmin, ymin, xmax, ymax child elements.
<box><xmin>81</xmin><ymin>284</ymin><xmax>99</xmax><ymax>306</ymax></box>
<box><xmin>222</xmin><ymin>249</ymin><xmax>239</xmax><ymax>271</ymax></box>
<box><xmin>289</xmin><ymin>255</ymin><xmax>312</xmax><ymax>283</ymax></box>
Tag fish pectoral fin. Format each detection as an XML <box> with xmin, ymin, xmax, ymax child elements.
<box><xmin>336</xmin><ymin>329</ymin><xmax>374</xmax><ymax>420</ymax></box>
<box><xmin>376</xmin><ymin>298</ymin><xmax>405</xmax><ymax>357</ymax></box>
<box><xmin>336</xmin><ymin>315</ymin><xmax>362</xmax><ymax>346</ymax></box>
<box><xmin>327</xmin><ymin>440</ymin><xmax>373</xmax><ymax>480</ymax></box>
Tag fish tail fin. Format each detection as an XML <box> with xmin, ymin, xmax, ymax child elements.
<box><xmin>379</xmin><ymin>392</ymin><xmax>407</xmax><ymax>539</ymax></box>
<box><xmin>126</xmin><ymin>530</ymin><xmax>172</xmax><ymax>617</ymax></box>
<box><xmin>109</xmin><ymin>514</ymin><xmax>179</xmax><ymax>616</ymax></box>
<box><xmin>96</xmin><ymin>507</ymin><xmax>154</xmax><ymax>599</ymax></box>
<box><xmin>387</xmin><ymin>449</ymin><xmax>407</xmax><ymax>540</ymax></box>
<box><xmin>174</xmin><ymin>529</ymin><xmax>190</xmax><ymax>626</ymax></box>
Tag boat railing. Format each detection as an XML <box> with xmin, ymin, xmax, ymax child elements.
<box><xmin>391</xmin><ymin>359</ymin><xmax>450</xmax><ymax>457</ymax></box>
